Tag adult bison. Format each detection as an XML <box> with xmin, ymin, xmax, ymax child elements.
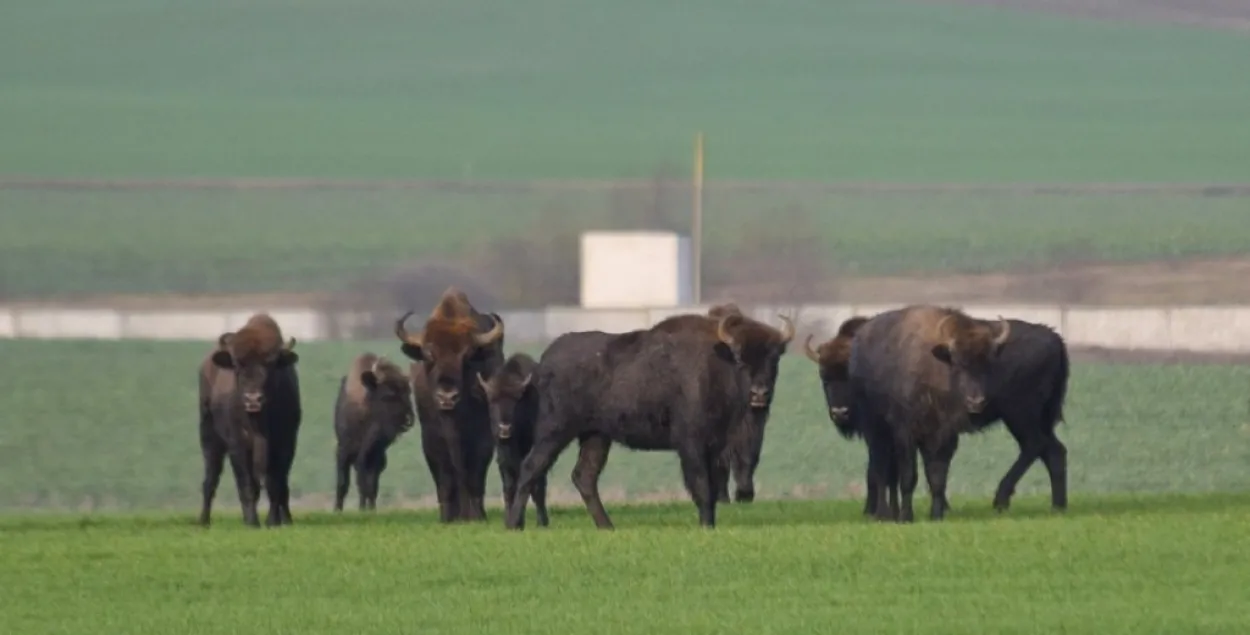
<box><xmin>333</xmin><ymin>353</ymin><xmax>415</xmax><ymax>512</ymax></box>
<box><xmin>503</xmin><ymin>311</ymin><xmax>793</xmax><ymax>530</ymax></box>
<box><xmin>807</xmin><ymin>314</ymin><xmax>1069</xmax><ymax>518</ymax></box>
<box><xmin>198</xmin><ymin>313</ymin><xmax>302</xmax><ymax>528</ymax></box>
<box><xmin>846</xmin><ymin>305</ymin><xmax>1010</xmax><ymax>522</ymax></box>
<box><xmin>477</xmin><ymin>352</ymin><xmax>549</xmax><ymax>527</ymax></box>
<box><xmin>651</xmin><ymin>303</ymin><xmax>794</xmax><ymax>503</ymax></box>
<box><xmin>394</xmin><ymin>287</ymin><xmax>505</xmax><ymax>523</ymax></box>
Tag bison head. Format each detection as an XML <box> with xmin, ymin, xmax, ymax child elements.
<box><xmin>210</xmin><ymin>332</ymin><xmax>298</xmax><ymax>414</ymax></box>
<box><xmin>715</xmin><ymin>312</ymin><xmax>795</xmax><ymax>409</ymax></box>
<box><xmin>361</xmin><ymin>356</ymin><xmax>415</xmax><ymax>435</ymax></box>
<box><xmin>394</xmin><ymin>311</ymin><xmax>505</xmax><ymax>411</ymax></box>
<box><xmin>476</xmin><ymin>370</ymin><xmax>532</xmax><ymax>442</ymax></box>
<box><xmin>931</xmin><ymin>313</ymin><xmax>1010</xmax><ymax>414</ymax></box>
<box><xmin>803</xmin><ymin>316</ymin><xmax>868</xmax><ymax>438</ymax></box>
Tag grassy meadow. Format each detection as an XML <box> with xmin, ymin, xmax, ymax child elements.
<box><xmin>1</xmin><ymin>338</ymin><xmax>1247</xmax><ymax>513</ymax></box>
<box><xmin>2</xmin><ymin>496</ymin><xmax>1250</xmax><ymax>634</ymax></box>
<box><xmin>2</xmin><ymin>0</ymin><xmax>1249</xmax><ymax>181</ymax></box>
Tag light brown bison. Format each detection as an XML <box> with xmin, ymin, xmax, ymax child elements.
<box><xmin>333</xmin><ymin>353</ymin><xmax>414</xmax><ymax>511</ymax></box>
<box><xmin>476</xmin><ymin>352</ymin><xmax>549</xmax><ymax>527</ymax></box>
<box><xmin>504</xmin><ymin>310</ymin><xmax>793</xmax><ymax>530</ymax></box>
<box><xmin>651</xmin><ymin>303</ymin><xmax>794</xmax><ymax>503</ymax></box>
<box><xmin>847</xmin><ymin>305</ymin><xmax>1009</xmax><ymax>522</ymax></box>
<box><xmin>394</xmin><ymin>287</ymin><xmax>505</xmax><ymax>523</ymax></box>
<box><xmin>198</xmin><ymin>313</ymin><xmax>302</xmax><ymax>528</ymax></box>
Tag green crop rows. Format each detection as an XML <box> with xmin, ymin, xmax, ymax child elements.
<box><xmin>1</xmin><ymin>339</ymin><xmax>1247</xmax><ymax>513</ymax></box>
<box><xmin>2</xmin><ymin>0</ymin><xmax>1249</xmax><ymax>181</ymax></box>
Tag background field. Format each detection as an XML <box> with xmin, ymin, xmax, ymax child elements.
<box><xmin>2</xmin><ymin>339</ymin><xmax>1247</xmax><ymax>514</ymax></box>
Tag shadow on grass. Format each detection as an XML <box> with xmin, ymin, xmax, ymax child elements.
<box><xmin>4</xmin><ymin>491</ymin><xmax>1249</xmax><ymax>534</ymax></box>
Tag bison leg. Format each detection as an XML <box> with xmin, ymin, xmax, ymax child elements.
<box><xmin>864</xmin><ymin>429</ymin><xmax>896</xmax><ymax>522</ymax></box>
<box><xmin>532</xmin><ymin>469</ymin><xmax>550</xmax><ymax>528</ymax></box>
<box><xmin>895</xmin><ymin>442</ymin><xmax>919</xmax><ymax>523</ymax></box>
<box><xmin>571</xmin><ymin>435</ymin><xmax>614</xmax><ymax>530</ymax></box>
<box><xmin>505</xmin><ymin>435</ymin><xmax>574</xmax><ymax>530</ymax></box>
<box><xmin>463</xmin><ymin>438</ymin><xmax>493</xmax><ymax>523</ymax></box>
<box><xmin>1039</xmin><ymin>435</ymin><xmax>1068</xmax><ymax>511</ymax></box>
<box><xmin>334</xmin><ymin>451</ymin><xmax>351</xmax><ymax>512</ymax></box>
<box><xmin>199</xmin><ymin>435</ymin><xmax>226</xmax><ymax>527</ymax></box>
<box><xmin>729</xmin><ymin>418</ymin><xmax>765</xmax><ymax>503</ymax></box>
<box><xmin>227</xmin><ymin>450</ymin><xmax>261</xmax><ymax>528</ymax></box>
<box><xmin>712</xmin><ymin>453</ymin><xmax>732</xmax><ymax>504</ymax></box>
<box><xmin>676</xmin><ymin>443</ymin><xmax>718</xmax><ymax>528</ymax></box>
<box><xmin>920</xmin><ymin>436</ymin><xmax>959</xmax><ymax>521</ymax></box>
<box><xmin>422</xmin><ymin>436</ymin><xmax>458</xmax><ymax>523</ymax></box>
<box><xmin>994</xmin><ymin>419</ymin><xmax>1048</xmax><ymax>512</ymax></box>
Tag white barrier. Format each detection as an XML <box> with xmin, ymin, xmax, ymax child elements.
<box><xmin>3</xmin><ymin>303</ymin><xmax>1250</xmax><ymax>352</ymax></box>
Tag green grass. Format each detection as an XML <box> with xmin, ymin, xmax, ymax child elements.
<box><xmin>2</xmin><ymin>339</ymin><xmax>1248</xmax><ymax>513</ymax></box>
<box><xmin>4</xmin><ymin>188</ymin><xmax>1250</xmax><ymax>298</ymax></box>
<box><xmin>2</xmin><ymin>495</ymin><xmax>1250</xmax><ymax>634</ymax></box>
<box><xmin>2</xmin><ymin>0</ymin><xmax>1249</xmax><ymax>180</ymax></box>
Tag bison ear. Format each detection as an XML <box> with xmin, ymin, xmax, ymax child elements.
<box><xmin>400</xmin><ymin>343</ymin><xmax>424</xmax><ymax>362</ymax></box>
<box><xmin>275</xmin><ymin>351</ymin><xmax>299</xmax><ymax>368</ymax></box>
<box><xmin>210</xmin><ymin>351</ymin><xmax>235</xmax><ymax>369</ymax></box>
<box><xmin>360</xmin><ymin>371</ymin><xmax>380</xmax><ymax>391</ymax></box>
<box><xmin>930</xmin><ymin>344</ymin><xmax>953</xmax><ymax>365</ymax></box>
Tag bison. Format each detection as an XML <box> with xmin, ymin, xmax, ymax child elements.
<box><xmin>651</xmin><ymin>303</ymin><xmax>794</xmax><ymax>503</ymax></box>
<box><xmin>333</xmin><ymin>353</ymin><xmax>415</xmax><ymax>512</ymax></box>
<box><xmin>476</xmin><ymin>352</ymin><xmax>549</xmax><ymax>527</ymax></box>
<box><xmin>394</xmin><ymin>287</ymin><xmax>505</xmax><ymax>523</ymax></box>
<box><xmin>503</xmin><ymin>311</ymin><xmax>793</xmax><ymax>530</ymax></box>
<box><xmin>198</xmin><ymin>313</ymin><xmax>302</xmax><ymax>527</ymax></box>
<box><xmin>808</xmin><ymin>314</ymin><xmax>1069</xmax><ymax>518</ymax></box>
<box><xmin>846</xmin><ymin>305</ymin><xmax>1010</xmax><ymax>522</ymax></box>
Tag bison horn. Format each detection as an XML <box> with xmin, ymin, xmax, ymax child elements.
<box><xmin>520</xmin><ymin>373</ymin><xmax>533</xmax><ymax>389</ymax></box>
<box><xmin>394</xmin><ymin>310</ymin><xmax>424</xmax><ymax>347</ymax></box>
<box><xmin>716</xmin><ymin>314</ymin><xmax>737</xmax><ymax>348</ymax></box>
<box><xmin>992</xmin><ymin>316</ymin><xmax>1011</xmax><ymax>347</ymax></box>
<box><xmin>935</xmin><ymin>314</ymin><xmax>955</xmax><ymax>340</ymax></box>
<box><xmin>473</xmin><ymin>313</ymin><xmax>505</xmax><ymax>347</ymax></box>
<box><xmin>475</xmin><ymin>372</ymin><xmax>491</xmax><ymax>396</ymax></box>
<box><xmin>371</xmin><ymin>356</ymin><xmax>384</xmax><ymax>376</ymax></box>
<box><xmin>803</xmin><ymin>334</ymin><xmax>820</xmax><ymax>364</ymax></box>
<box><xmin>283</xmin><ymin>337</ymin><xmax>297</xmax><ymax>352</ymax></box>
<box><xmin>777</xmin><ymin>314</ymin><xmax>795</xmax><ymax>344</ymax></box>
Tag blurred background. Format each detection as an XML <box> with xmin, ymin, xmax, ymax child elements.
<box><xmin>1</xmin><ymin>0</ymin><xmax>1248</xmax><ymax>513</ymax></box>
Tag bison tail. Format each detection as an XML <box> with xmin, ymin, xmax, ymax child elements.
<box><xmin>1045</xmin><ymin>342</ymin><xmax>1071</xmax><ymax>428</ymax></box>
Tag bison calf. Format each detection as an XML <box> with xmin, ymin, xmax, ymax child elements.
<box><xmin>477</xmin><ymin>353</ymin><xmax>549</xmax><ymax>527</ymax></box>
<box><xmin>333</xmin><ymin>354</ymin><xmax>415</xmax><ymax>512</ymax></box>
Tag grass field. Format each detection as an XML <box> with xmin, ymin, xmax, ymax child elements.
<box><xmin>4</xmin><ymin>187</ymin><xmax>1250</xmax><ymax>298</ymax></box>
<box><xmin>2</xmin><ymin>339</ymin><xmax>1247</xmax><ymax>513</ymax></box>
<box><xmin>2</xmin><ymin>495</ymin><xmax>1250</xmax><ymax>634</ymax></box>
<box><xmin>3</xmin><ymin>0</ymin><xmax>1249</xmax><ymax>181</ymax></box>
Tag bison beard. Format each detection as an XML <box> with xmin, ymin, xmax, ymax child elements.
<box><xmin>847</xmin><ymin>305</ymin><xmax>1009</xmax><ymax>523</ymax></box>
<box><xmin>394</xmin><ymin>287</ymin><xmax>506</xmax><ymax>523</ymax></box>
<box><xmin>503</xmin><ymin>311</ymin><xmax>791</xmax><ymax>530</ymax></box>
<box><xmin>198</xmin><ymin>314</ymin><xmax>302</xmax><ymax>528</ymax></box>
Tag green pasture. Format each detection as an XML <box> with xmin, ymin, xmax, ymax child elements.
<box><xmin>2</xmin><ymin>495</ymin><xmax>1250</xmax><ymax>634</ymax></box>
<box><xmin>1</xmin><ymin>338</ymin><xmax>1247</xmax><ymax>514</ymax></box>
<box><xmin>2</xmin><ymin>0</ymin><xmax>1249</xmax><ymax>180</ymax></box>
<box><xmin>3</xmin><ymin>188</ymin><xmax>1249</xmax><ymax>299</ymax></box>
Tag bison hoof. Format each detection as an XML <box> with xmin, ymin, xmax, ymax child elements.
<box><xmin>993</xmin><ymin>499</ymin><xmax>1011</xmax><ymax>512</ymax></box>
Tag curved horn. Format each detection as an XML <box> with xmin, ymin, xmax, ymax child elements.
<box><xmin>777</xmin><ymin>314</ymin><xmax>795</xmax><ymax>344</ymax></box>
<box><xmin>394</xmin><ymin>310</ymin><xmax>424</xmax><ymax>347</ymax></box>
<box><xmin>283</xmin><ymin>337</ymin><xmax>297</xmax><ymax>351</ymax></box>
<box><xmin>476</xmin><ymin>372</ymin><xmax>490</xmax><ymax>395</ymax></box>
<box><xmin>803</xmin><ymin>333</ymin><xmax>820</xmax><ymax>364</ymax></box>
<box><xmin>992</xmin><ymin>315</ymin><xmax>1011</xmax><ymax>347</ymax></box>
<box><xmin>371</xmin><ymin>356</ymin><xmax>384</xmax><ymax>376</ymax></box>
<box><xmin>716</xmin><ymin>314</ymin><xmax>736</xmax><ymax>347</ymax></box>
<box><xmin>472</xmin><ymin>314</ymin><xmax>505</xmax><ymax>347</ymax></box>
<box><xmin>520</xmin><ymin>373</ymin><xmax>533</xmax><ymax>389</ymax></box>
<box><xmin>935</xmin><ymin>314</ymin><xmax>955</xmax><ymax>340</ymax></box>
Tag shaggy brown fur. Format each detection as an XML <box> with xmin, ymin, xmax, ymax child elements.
<box><xmin>334</xmin><ymin>353</ymin><xmax>413</xmax><ymax>512</ymax></box>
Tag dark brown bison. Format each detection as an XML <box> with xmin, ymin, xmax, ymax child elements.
<box><xmin>476</xmin><ymin>353</ymin><xmax>549</xmax><ymax>527</ymax></box>
<box><xmin>503</xmin><ymin>311</ymin><xmax>793</xmax><ymax>530</ymax></box>
<box><xmin>394</xmin><ymin>287</ymin><xmax>505</xmax><ymax>523</ymax></box>
<box><xmin>847</xmin><ymin>305</ymin><xmax>1010</xmax><ymax>522</ymax></box>
<box><xmin>809</xmin><ymin>314</ymin><xmax>1070</xmax><ymax>518</ymax></box>
<box><xmin>651</xmin><ymin>303</ymin><xmax>794</xmax><ymax>503</ymax></box>
<box><xmin>333</xmin><ymin>353</ymin><xmax>415</xmax><ymax>512</ymax></box>
<box><xmin>198</xmin><ymin>313</ymin><xmax>302</xmax><ymax>527</ymax></box>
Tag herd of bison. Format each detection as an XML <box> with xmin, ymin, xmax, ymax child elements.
<box><xmin>198</xmin><ymin>286</ymin><xmax>1069</xmax><ymax>529</ymax></box>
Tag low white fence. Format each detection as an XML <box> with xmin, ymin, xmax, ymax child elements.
<box><xmin>4</xmin><ymin>303</ymin><xmax>1250</xmax><ymax>352</ymax></box>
